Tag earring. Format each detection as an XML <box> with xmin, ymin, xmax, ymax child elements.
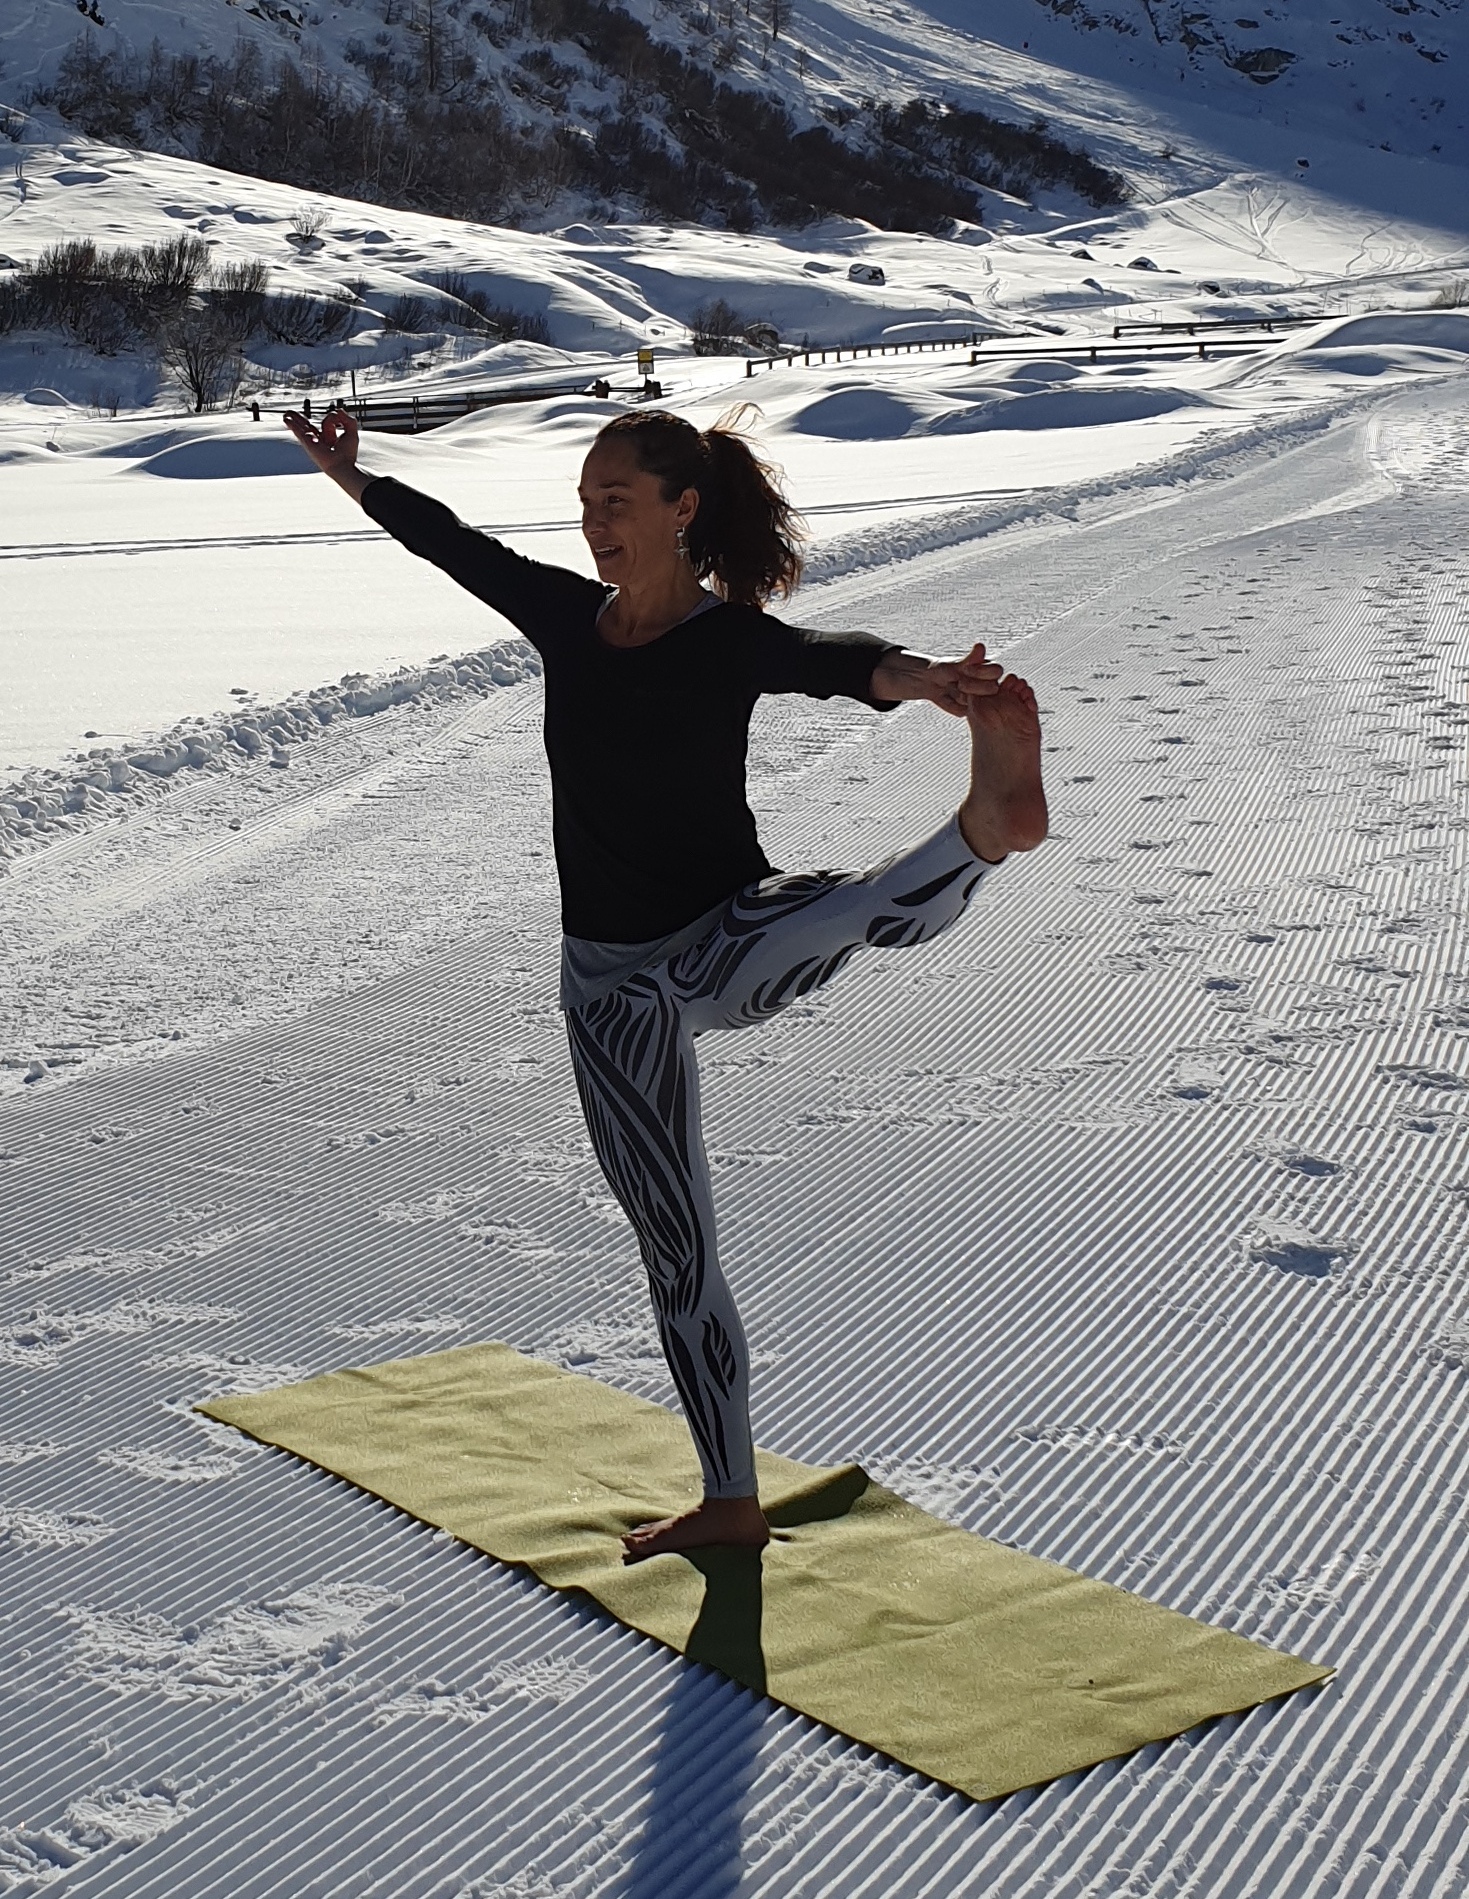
<box><xmin>675</xmin><ymin>525</ymin><xmax>689</xmax><ymax>560</ymax></box>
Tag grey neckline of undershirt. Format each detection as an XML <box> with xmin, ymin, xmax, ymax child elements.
<box><xmin>594</xmin><ymin>588</ymin><xmax>720</xmax><ymax>635</ymax></box>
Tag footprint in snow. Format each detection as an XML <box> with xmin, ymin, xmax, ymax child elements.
<box><xmin>0</xmin><ymin>1441</ymin><xmax>64</xmax><ymax>1466</ymax></box>
<box><xmin>1279</xmin><ymin>1154</ymin><xmax>1342</xmax><ymax>1179</ymax></box>
<box><xmin>376</xmin><ymin>1656</ymin><xmax>596</xmax><ymax>1724</ymax></box>
<box><xmin>325</xmin><ymin>1124</ymin><xmax>429</xmax><ymax>1150</ymax></box>
<box><xmin>1251</xmin><ymin>1227</ymin><xmax>1353</xmax><ymax>1279</ymax></box>
<box><xmin>859</xmin><ymin>1454</ymin><xmax>1004</xmax><ymax>1522</ymax></box>
<box><xmin>709</xmin><ymin>1149</ymin><xmax>787</xmax><ymax>1172</ymax></box>
<box><xmin>1378</xmin><ymin>1063</ymin><xmax>1469</xmax><ymax>1093</ymax></box>
<box><xmin>1336</xmin><ymin>954</ymin><xmax>1413</xmax><ymax>978</ymax></box>
<box><xmin>0</xmin><ymin>1779</ymin><xmax>193</xmax><ymax>1882</ymax></box>
<box><xmin>57</xmin><ymin>1582</ymin><xmax>400</xmax><ymax>1702</ymax></box>
<box><xmin>98</xmin><ymin>1447</ymin><xmax>240</xmax><ymax>1485</ymax></box>
<box><xmin>1423</xmin><ymin>1324</ymin><xmax>1469</xmax><ymax>1370</ymax></box>
<box><xmin>0</xmin><ymin>1505</ymin><xmax>114</xmax><ymax>1550</ymax></box>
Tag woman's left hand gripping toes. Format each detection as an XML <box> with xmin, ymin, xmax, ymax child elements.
<box><xmin>922</xmin><ymin>641</ymin><xmax>1004</xmax><ymax>716</ymax></box>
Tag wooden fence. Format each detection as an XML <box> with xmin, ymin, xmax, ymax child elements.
<box><xmin>1110</xmin><ymin>314</ymin><xmax>1325</xmax><ymax>340</ymax></box>
<box><xmin>745</xmin><ymin>333</ymin><xmax>998</xmax><ymax>375</ymax></box>
<box><xmin>316</xmin><ymin>380</ymin><xmax>603</xmax><ymax>435</ymax></box>
<box><xmin>968</xmin><ymin>327</ymin><xmax>1316</xmax><ymax>366</ymax></box>
<box><xmin>292</xmin><ymin>311</ymin><xmax>1337</xmax><ymax>432</ymax></box>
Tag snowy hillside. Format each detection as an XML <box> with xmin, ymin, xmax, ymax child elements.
<box><xmin>973</xmin><ymin>0</ymin><xmax>1469</xmax><ymax>155</ymax></box>
<box><xmin>4</xmin><ymin>0</ymin><xmax>1468</xmax><ymax>234</ymax></box>
<box><xmin>2</xmin><ymin>118</ymin><xmax>1466</xmax><ymax>417</ymax></box>
<box><xmin>4</xmin><ymin>0</ymin><xmax>1131</xmax><ymax>236</ymax></box>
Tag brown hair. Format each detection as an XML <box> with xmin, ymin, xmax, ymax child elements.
<box><xmin>593</xmin><ymin>405</ymin><xmax>806</xmax><ymax>607</ymax></box>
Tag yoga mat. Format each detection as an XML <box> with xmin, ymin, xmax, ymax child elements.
<box><xmin>199</xmin><ymin>1341</ymin><xmax>1331</xmax><ymax>1800</ymax></box>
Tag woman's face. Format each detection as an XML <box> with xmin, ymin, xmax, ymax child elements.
<box><xmin>578</xmin><ymin>439</ymin><xmax>698</xmax><ymax>590</ymax></box>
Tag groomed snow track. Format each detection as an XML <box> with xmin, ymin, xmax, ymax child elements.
<box><xmin>2</xmin><ymin>380</ymin><xmax>1468</xmax><ymax>1897</ymax></box>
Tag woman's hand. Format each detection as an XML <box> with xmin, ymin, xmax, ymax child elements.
<box><xmin>872</xmin><ymin>643</ymin><xmax>1004</xmax><ymax>715</ymax></box>
<box><xmin>283</xmin><ymin>407</ymin><xmax>373</xmax><ymax>502</ymax></box>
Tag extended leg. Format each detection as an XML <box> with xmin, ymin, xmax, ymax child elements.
<box><xmin>666</xmin><ymin>814</ymin><xmax>988</xmax><ymax>1033</ymax></box>
<box><xmin>565</xmin><ymin>977</ymin><xmax>767</xmax><ymax>1558</ymax></box>
<box><xmin>669</xmin><ymin>674</ymin><xmax>1047</xmax><ymax>1034</ymax></box>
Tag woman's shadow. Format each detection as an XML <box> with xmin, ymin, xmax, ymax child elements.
<box><xmin>619</xmin><ymin>1468</ymin><xmax>868</xmax><ymax>1897</ymax></box>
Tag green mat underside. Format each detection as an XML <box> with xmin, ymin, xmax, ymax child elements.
<box><xmin>199</xmin><ymin>1341</ymin><xmax>1330</xmax><ymax>1801</ymax></box>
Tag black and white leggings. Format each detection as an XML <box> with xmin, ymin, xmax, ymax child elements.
<box><xmin>565</xmin><ymin>814</ymin><xmax>993</xmax><ymax>1500</ymax></box>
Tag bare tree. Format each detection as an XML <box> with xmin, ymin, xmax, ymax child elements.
<box><xmin>408</xmin><ymin>0</ymin><xmax>440</xmax><ymax>91</ymax></box>
<box><xmin>159</xmin><ymin>312</ymin><xmax>245</xmax><ymax>412</ymax></box>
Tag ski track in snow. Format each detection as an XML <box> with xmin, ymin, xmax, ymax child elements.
<box><xmin>1</xmin><ymin>378</ymin><xmax>1468</xmax><ymax>1892</ymax></box>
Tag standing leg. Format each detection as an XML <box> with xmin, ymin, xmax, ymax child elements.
<box><xmin>565</xmin><ymin>975</ymin><xmax>766</xmax><ymax>1557</ymax></box>
<box><xmin>567</xmin><ymin>674</ymin><xmax>1048</xmax><ymax>1558</ymax></box>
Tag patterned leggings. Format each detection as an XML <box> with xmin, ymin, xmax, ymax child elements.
<box><xmin>565</xmin><ymin>814</ymin><xmax>993</xmax><ymax>1500</ymax></box>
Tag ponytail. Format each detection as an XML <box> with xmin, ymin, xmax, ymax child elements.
<box><xmin>592</xmin><ymin>405</ymin><xmax>806</xmax><ymax>607</ymax></box>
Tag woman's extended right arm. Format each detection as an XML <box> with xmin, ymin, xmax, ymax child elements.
<box><xmin>282</xmin><ymin>405</ymin><xmax>601</xmax><ymax>642</ymax></box>
<box><xmin>283</xmin><ymin>407</ymin><xmax>373</xmax><ymax>502</ymax></box>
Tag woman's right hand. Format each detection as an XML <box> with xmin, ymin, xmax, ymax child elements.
<box><xmin>283</xmin><ymin>408</ymin><xmax>372</xmax><ymax>502</ymax></box>
<box><xmin>284</xmin><ymin>406</ymin><xmax>360</xmax><ymax>476</ymax></box>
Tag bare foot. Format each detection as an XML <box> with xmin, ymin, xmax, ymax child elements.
<box><xmin>622</xmin><ymin>1495</ymin><xmax>770</xmax><ymax>1563</ymax></box>
<box><xmin>958</xmin><ymin>673</ymin><xmax>1049</xmax><ymax>864</ymax></box>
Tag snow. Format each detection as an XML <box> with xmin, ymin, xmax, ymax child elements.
<box><xmin>4</xmin><ymin>4</ymin><xmax>1469</xmax><ymax>1891</ymax></box>
<box><xmin>4</xmin><ymin>369</ymin><xmax>1469</xmax><ymax>1894</ymax></box>
<box><xmin>0</xmin><ymin>297</ymin><xmax>1451</xmax><ymax>793</ymax></box>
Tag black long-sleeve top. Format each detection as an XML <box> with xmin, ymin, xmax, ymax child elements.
<box><xmin>362</xmin><ymin>476</ymin><xmax>899</xmax><ymax>943</ymax></box>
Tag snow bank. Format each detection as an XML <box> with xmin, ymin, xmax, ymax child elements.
<box><xmin>0</xmin><ymin>640</ymin><xmax>540</xmax><ymax>866</ymax></box>
<box><xmin>1299</xmin><ymin>312</ymin><xmax>1469</xmax><ymax>352</ymax></box>
<box><xmin>784</xmin><ymin>378</ymin><xmax>1212</xmax><ymax>440</ymax></box>
<box><xmin>931</xmin><ymin>385</ymin><xmax>1212</xmax><ymax>432</ymax></box>
<box><xmin>789</xmin><ymin>389</ymin><xmax>939</xmax><ymax>440</ymax></box>
<box><xmin>800</xmin><ymin>386</ymin><xmax>1385</xmax><ymax>586</ymax></box>
<box><xmin>136</xmin><ymin>438</ymin><xmax>321</xmax><ymax>480</ymax></box>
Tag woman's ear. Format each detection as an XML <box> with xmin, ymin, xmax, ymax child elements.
<box><xmin>675</xmin><ymin>485</ymin><xmax>700</xmax><ymax>531</ymax></box>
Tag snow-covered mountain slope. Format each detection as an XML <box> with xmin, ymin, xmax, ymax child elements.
<box><xmin>956</xmin><ymin>0</ymin><xmax>1468</xmax><ymax>155</ymax></box>
<box><xmin>5</xmin><ymin>0</ymin><xmax>1469</xmax><ymax>234</ymax></box>
<box><xmin>2</xmin><ymin>120</ymin><xmax>1466</xmax><ymax>424</ymax></box>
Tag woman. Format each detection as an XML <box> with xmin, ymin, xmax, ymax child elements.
<box><xmin>283</xmin><ymin>403</ymin><xmax>1047</xmax><ymax>1561</ymax></box>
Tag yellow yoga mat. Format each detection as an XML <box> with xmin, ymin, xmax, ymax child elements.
<box><xmin>199</xmin><ymin>1341</ymin><xmax>1330</xmax><ymax>1801</ymax></box>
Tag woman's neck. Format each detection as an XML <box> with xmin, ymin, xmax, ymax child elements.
<box><xmin>599</xmin><ymin>568</ymin><xmax>711</xmax><ymax>647</ymax></box>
